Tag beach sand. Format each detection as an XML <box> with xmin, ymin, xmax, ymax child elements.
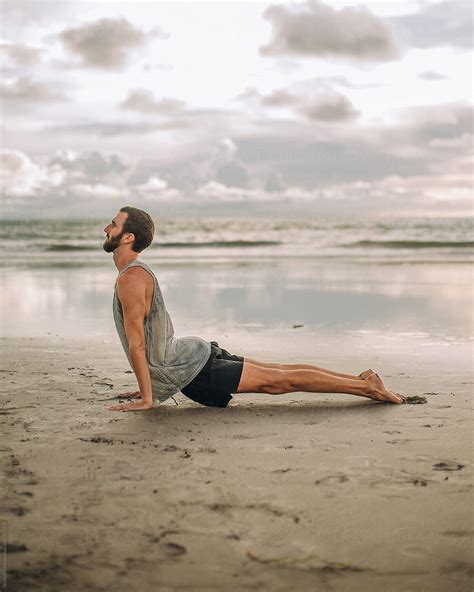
<box><xmin>2</xmin><ymin>333</ymin><xmax>472</xmax><ymax>591</ymax></box>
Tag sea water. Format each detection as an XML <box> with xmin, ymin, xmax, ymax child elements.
<box><xmin>1</xmin><ymin>216</ymin><xmax>472</xmax><ymax>340</ymax></box>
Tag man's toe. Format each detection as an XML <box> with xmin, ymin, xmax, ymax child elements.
<box><xmin>389</xmin><ymin>391</ymin><xmax>404</xmax><ymax>404</ymax></box>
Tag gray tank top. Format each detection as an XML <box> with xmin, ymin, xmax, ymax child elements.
<box><xmin>113</xmin><ymin>259</ymin><xmax>211</xmax><ymax>403</ymax></box>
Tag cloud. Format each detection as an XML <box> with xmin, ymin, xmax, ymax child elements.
<box><xmin>131</xmin><ymin>175</ymin><xmax>184</xmax><ymax>202</ymax></box>
<box><xmin>216</xmin><ymin>162</ymin><xmax>250</xmax><ymax>188</ymax></box>
<box><xmin>59</xmin><ymin>17</ymin><xmax>166</xmax><ymax>69</ymax></box>
<box><xmin>45</xmin><ymin>120</ymin><xmax>190</xmax><ymax>138</ymax></box>
<box><xmin>418</xmin><ymin>71</ymin><xmax>448</xmax><ymax>81</ymax></box>
<box><xmin>234</xmin><ymin>76</ymin><xmax>382</xmax><ymax>107</ymax></box>
<box><xmin>391</xmin><ymin>0</ymin><xmax>473</xmax><ymax>49</ymax></box>
<box><xmin>49</xmin><ymin>150</ymin><xmax>127</xmax><ymax>180</ymax></box>
<box><xmin>0</xmin><ymin>150</ymin><xmax>65</xmax><ymax>197</ymax></box>
<box><xmin>0</xmin><ymin>148</ymin><xmax>133</xmax><ymax>204</ymax></box>
<box><xmin>196</xmin><ymin>181</ymin><xmax>270</xmax><ymax>203</ymax></box>
<box><xmin>403</xmin><ymin>103</ymin><xmax>473</xmax><ymax>142</ymax></box>
<box><xmin>236</xmin><ymin>134</ymin><xmax>423</xmax><ymax>188</ymax></box>
<box><xmin>135</xmin><ymin>175</ymin><xmax>168</xmax><ymax>192</ymax></box>
<box><xmin>260</xmin><ymin>86</ymin><xmax>358</xmax><ymax>122</ymax></box>
<box><xmin>298</xmin><ymin>93</ymin><xmax>359</xmax><ymax>122</ymax></box>
<box><xmin>260</xmin><ymin>0</ymin><xmax>399</xmax><ymax>61</ymax></box>
<box><xmin>120</xmin><ymin>89</ymin><xmax>186</xmax><ymax>114</ymax></box>
<box><xmin>190</xmin><ymin>164</ymin><xmax>473</xmax><ymax>217</ymax></box>
<box><xmin>265</xmin><ymin>172</ymin><xmax>285</xmax><ymax>193</ymax></box>
<box><xmin>1</xmin><ymin>148</ymin><xmax>184</xmax><ymax>208</ymax></box>
<box><xmin>123</xmin><ymin>136</ymin><xmax>242</xmax><ymax>195</ymax></box>
<box><xmin>172</xmin><ymin>137</ymin><xmax>241</xmax><ymax>190</ymax></box>
<box><xmin>3</xmin><ymin>98</ymin><xmax>471</xmax><ymax>217</ymax></box>
<box><xmin>2</xmin><ymin>130</ymin><xmax>471</xmax><ymax>216</ymax></box>
<box><xmin>68</xmin><ymin>182</ymin><xmax>129</xmax><ymax>200</ymax></box>
<box><xmin>0</xmin><ymin>76</ymin><xmax>68</xmax><ymax>102</ymax></box>
<box><xmin>219</xmin><ymin>137</ymin><xmax>238</xmax><ymax>160</ymax></box>
<box><xmin>261</xmin><ymin>88</ymin><xmax>298</xmax><ymax>107</ymax></box>
<box><xmin>1</xmin><ymin>0</ymin><xmax>74</xmax><ymax>29</ymax></box>
<box><xmin>232</xmin><ymin>101</ymin><xmax>472</xmax><ymax>189</ymax></box>
<box><xmin>0</xmin><ymin>43</ymin><xmax>42</xmax><ymax>67</ymax></box>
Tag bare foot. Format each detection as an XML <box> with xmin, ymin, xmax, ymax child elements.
<box><xmin>359</xmin><ymin>369</ymin><xmax>375</xmax><ymax>379</ymax></box>
<box><xmin>364</xmin><ymin>372</ymin><xmax>404</xmax><ymax>404</ymax></box>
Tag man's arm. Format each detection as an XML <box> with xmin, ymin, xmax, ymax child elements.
<box><xmin>109</xmin><ymin>268</ymin><xmax>153</xmax><ymax>412</ymax></box>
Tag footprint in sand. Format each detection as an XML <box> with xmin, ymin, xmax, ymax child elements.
<box><xmin>6</xmin><ymin>543</ymin><xmax>28</xmax><ymax>552</ymax></box>
<box><xmin>315</xmin><ymin>475</ymin><xmax>349</xmax><ymax>485</ymax></box>
<box><xmin>433</xmin><ymin>462</ymin><xmax>465</xmax><ymax>471</ymax></box>
<box><xmin>78</xmin><ymin>436</ymin><xmax>114</xmax><ymax>445</ymax></box>
<box><xmin>162</xmin><ymin>542</ymin><xmax>187</xmax><ymax>557</ymax></box>
<box><xmin>401</xmin><ymin>395</ymin><xmax>428</xmax><ymax>405</ymax></box>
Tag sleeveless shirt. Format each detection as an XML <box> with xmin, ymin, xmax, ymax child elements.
<box><xmin>112</xmin><ymin>259</ymin><xmax>211</xmax><ymax>403</ymax></box>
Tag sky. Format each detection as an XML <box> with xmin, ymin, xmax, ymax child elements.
<box><xmin>1</xmin><ymin>0</ymin><xmax>473</xmax><ymax>219</ymax></box>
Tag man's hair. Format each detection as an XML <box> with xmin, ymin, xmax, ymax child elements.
<box><xmin>119</xmin><ymin>206</ymin><xmax>155</xmax><ymax>253</ymax></box>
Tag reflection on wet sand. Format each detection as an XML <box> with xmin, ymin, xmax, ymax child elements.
<box><xmin>1</xmin><ymin>259</ymin><xmax>472</xmax><ymax>339</ymax></box>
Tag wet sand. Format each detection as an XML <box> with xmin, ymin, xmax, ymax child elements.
<box><xmin>1</xmin><ymin>334</ymin><xmax>473</xmax><ymax>591</ymax></box>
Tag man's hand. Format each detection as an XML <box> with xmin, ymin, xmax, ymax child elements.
<box><xmin>108</xmin><ymin>401</ymin><xmax>153</xmax><ymax>412</ymax></box>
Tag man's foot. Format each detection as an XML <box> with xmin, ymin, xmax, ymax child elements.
<box><xmin>364</xmin><ymin>372</ymin><xmax>404</xmax><ymax>404</ymax></box>
<box><xmin>359</xmin><ymin>369</ymin><xmax>375</xmax><ymax>379</ymax></box>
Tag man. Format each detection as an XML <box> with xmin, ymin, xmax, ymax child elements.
<box><xmin>103</xmin><ymin>206</ymin><xmax>403</xmax><ymax>412</ymax></box>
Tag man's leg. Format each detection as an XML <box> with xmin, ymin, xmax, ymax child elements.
<box><xmin>236</xmin><ymin>362</ymin><xmax>402</xmax><ymax>404</ymax></box>
<box><xmin>244</xmin><ymin>358</ymin><xmax>373</xmax><ymax>380</ymax></box>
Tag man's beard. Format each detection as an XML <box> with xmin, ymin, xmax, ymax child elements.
<box><xmin>102</xmin><ymin>231</ymin><xmax>124</xmax><ymax>253</ymax></box>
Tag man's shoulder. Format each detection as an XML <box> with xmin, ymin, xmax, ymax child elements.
<box><xmin>118</xmin><ymin>265</ymin><xmax>154</xmax><ymax>289</ymax></box>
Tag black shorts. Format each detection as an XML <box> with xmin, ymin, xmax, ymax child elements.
<box><xmin>180</xmin><ymin>341</ymin><xmax>244</xmax><ymax>408</ymax></box>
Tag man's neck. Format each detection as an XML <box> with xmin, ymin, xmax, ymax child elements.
<box><xmin>113</xmin><ymin>250</ymin><xmax>139</xmax><ymax>273</ymax></box>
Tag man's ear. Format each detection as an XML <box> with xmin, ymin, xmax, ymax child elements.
<box><xmin>124</xmin><ymin>232</ymin><xmax>135</xmax><ymax>245</ymax></box>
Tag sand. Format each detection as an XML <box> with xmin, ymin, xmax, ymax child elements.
<box><xmin>1</xmin><ymin>334</ymin><xmax>473</xmax><ymax>592</ymax></box>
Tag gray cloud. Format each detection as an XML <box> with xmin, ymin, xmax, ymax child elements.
<box><xmin>3</xmin><ymin>99</ymin><xmax>471</xmax><ymax>216</ymax></box>
<box><xmin>391</xmin><ymin>1</ymin><xmax>473</xmax><ymax>49</ymax></box>
<box><xmin>233</xmin><ymin>102</ymin><xmax>472</xmax><ymax>188</ymax></box>
<box><xmin>236</xmin><ymin>136</ymin><xmax>424</xmax><ymax>188</ymax></box>
<box><xmin>265</xmin><ymin>172</ymin><xmax>284</xmax><ymax>193</ymax></box>
<box><xmin>3</xmin><ymin>98</ymin><xmax>471</xmax><ymax>217</ymax></box>
<box><xmin>49</xmin><ymin>150</ymin><xmax>127</xmax><ymax>180</ymax></box>
<box><xmin>308</xmin><ymin>75</ymin><xmax>382</xmax><ymax>90</ymax></box>
<box><xmin>0</xmin><ymin>76</ymin><xmax>68</xmax><ymax>102</ymax></box>
<box><xmin>45</xmin><ymin>119</ymin><xmax>191</xmax><ymax>138</ymax></box>
<box><xmin>1</xmin><ymin>148</ymin><xmax>133</xmax><ymax>206</ymax></box>
<box><xmin>216</xmin><ymin>162</ymin><xmax>250</xmax><ymax>188</ymax></box>
<box><xmin>261</xmin><ymin>88</ymin><xmax>298</xmax><ymax>107</ymax></box>
<box><xmin>261</xmin><ymin>0</ymin><xmax>399</xmax><ymax>61</ymax></box>
<box><xmin>235</xmin><ymin>86</ymin><xmax>260</xmax><ymax>102</ymax></box>
<box><xmin>418</xmin><ymin>71</ymin><xmax>448</xmax><ymax>81</ymax></box>
<box><xmin>1</xmin><ymin>0</ymin><xmax>75</xmax><ymax>30</ymax></box>
<box><xmin>59</xmin><ymin>17</ymin><xmax>165</xmax><ymax>69</ymax></box>
<box><xmin>126</xmin><ymin>137</ymin><xmax>240</xmax><ymax>193</ymax></box>
<box><xmin>1</xmin><ymin>43</ymin><xmax>42</xmax><ymax>67</ymax></box>
<box><xmin>260</xmin><ymin>86</ymin><xmax>358</xmax><ymax>122</ymax></box>
<box><xmin>298</xmin><ymin>93</ymin><xmax>359</xmax><ymax>122</ymax></box>
<box><xmin>120</xmin><ymin>89</ymin><xmax>186</xmax><ymax>114</ymax></box>
<box><xmin>237</xmin><ymin>77</ymin><xmax>382</xmax><ymax>107</ymax></box>
<box><xmin>406</xmin><ymin>103</ymin><xmax>473</xmax><ymax>142</ymax></box>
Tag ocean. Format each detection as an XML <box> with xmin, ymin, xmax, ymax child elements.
<box><xmin>1</xmin><ymin>216</ymin><xmax>473</xmax><ymax>342</ymax></box>
<box><xmin>1</xmin><ymin>216</ymin><xmax>473</xmax><ymax>267</ymax></box>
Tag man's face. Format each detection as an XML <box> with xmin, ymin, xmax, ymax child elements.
<box><xmin>103</xmin><ymin>212</ymin><xmax>129</xmax><ymax>253</ymax></box>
